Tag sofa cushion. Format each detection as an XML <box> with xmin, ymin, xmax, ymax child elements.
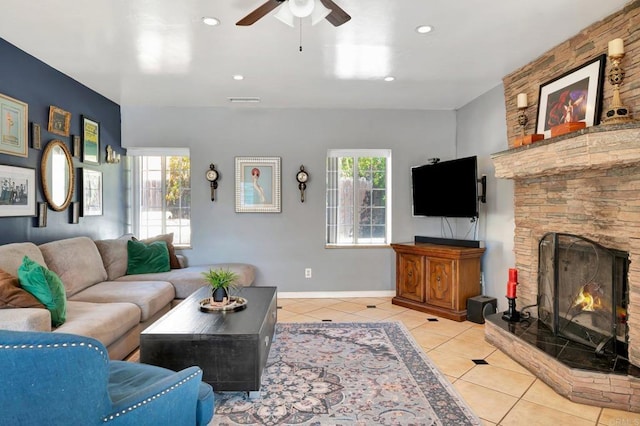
<box><xmin>17</xmin><ymin>256</ymin><xmax>67</xmax><ymax>327</ymax></box>
<box><xmin>39</xmin><ymin>237</ymin><xmax>108</xmax><ymax>297</ymax></box>
<box><xmin>95</xmin><ymin>235</ymin><xmax>133</xmax><ymax>281</ymax></box>
<box><xmin>55</xmin><ymin>300</ymin><xmax>140</xmax><ymax>348</ymax></box>
<box><xmin>0</xmin><ymin>242</ymin><xmax>47</xmax><ymax>276</ymax></box>
<box><xmin>69</xmin><ymin>280</ymin><xmax>175</xmax><ymax>322</ymax></box>
<box><xmin>0</xmin><ymin>268</ymin><xmax>46</xmax><ymax>309</ymax></box>
<box><xmin>136</xmin><ymin>233</ymin><xmax>182</xmax><ymax>269</ymax></box>
<box><xmin>127</xmin><ymin>240</ymin><xmax>171</xmax><ymax>275</ymax></box>
<box><xmin>115</xmin><ymin>264</ymin><xmax>256</xmax><ymax>299</ymax></box>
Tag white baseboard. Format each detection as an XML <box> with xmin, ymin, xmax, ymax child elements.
<box><xmin>278</xmin><ymin>290</ymin><xmax>396</xmax><ymax>299</ymax></box>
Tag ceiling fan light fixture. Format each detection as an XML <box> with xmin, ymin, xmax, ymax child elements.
<box><xmin>274</xmin><ymin>3</ymin><xmax>296</xmax><ymax>27</ymax></box>
<box><xmin>311</xmin><ymin>1</ymin><xmax>332</xmax><ymax>25</ymax></box>
<box><xmin>288</xmin><ymin>0</ymin><xmax>315</xmax><ymax>18</ymax></box>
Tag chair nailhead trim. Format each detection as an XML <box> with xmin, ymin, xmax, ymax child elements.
<box><xmin>102</xmin><ymin>369</ymin><xmax>202</xmax><ymax>422</ymax></box>
<box><xmin>0</xmin><ymin>341</ymin><xmax>106</xmax><ymax>358</ymax></box>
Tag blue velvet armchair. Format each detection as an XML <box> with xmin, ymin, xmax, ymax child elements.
<box><xmin>0</xmin><ymin>330</ymin><xmax>214</xmax><ymax>425</ymax></box>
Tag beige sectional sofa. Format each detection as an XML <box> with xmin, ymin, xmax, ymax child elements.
<box><xmin>0</xmin><ymin>236</ymin><xmax>256</xmax><ymax>360</ymax></box>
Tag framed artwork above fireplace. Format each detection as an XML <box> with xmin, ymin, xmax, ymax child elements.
<box><xmin>535</xmin><ymin>54</ymin><xmax>606</xmax><ymax>138</ymax></box>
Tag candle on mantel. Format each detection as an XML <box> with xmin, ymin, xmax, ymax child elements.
<box><xmin>608</xmin><ymin>38</ymin><xmax>624</xmax><ymax>56</ymax></box>
<box><xmin>517</xmin><ymin>93</ymin><xmax>528</xmax><ymax>109</ymax></box>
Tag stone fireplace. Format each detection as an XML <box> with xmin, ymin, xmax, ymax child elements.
<box><xmin>486</xmin><ymin>124</ymin><xmax>640</xmax><ymax>412</ymax></box>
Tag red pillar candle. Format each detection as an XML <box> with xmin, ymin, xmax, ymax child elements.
<box><xmin>509</xmin><ymin>268</ymin><xmax>518</xmax><ymax>283</ymax></box>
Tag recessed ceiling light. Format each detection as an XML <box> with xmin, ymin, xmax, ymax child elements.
<box><xmin>202</xmin><ymin>17</ymin><xmax>220</xmax><ymax>26</ymax></box>
<box><xmin>384</xmin><ymin>76</ymin><xmax>395</xmax><ymax>82</ymax></box>
<box><xmin>416</xmin><ymin>25</ymin><xmax>433</xmax><ymax>34</ymax></box>
<box><xmin>233</xmin><ymin>75</ymin><xmax>244</xmax><ymax>81</ymax></box>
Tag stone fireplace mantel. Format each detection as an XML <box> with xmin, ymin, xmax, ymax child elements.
<box><xmin>491</xmin><ymin>124</ymin><xmax>640</xmax><ymax>180</ymax></box>
<box><xmin>488</xmin><ymin>122</ymin><xmax>640</xmax><ymax>412</ymax></box>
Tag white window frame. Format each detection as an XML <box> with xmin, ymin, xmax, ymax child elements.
<box><xmin>128</xmin><ymin>147</ymin><xmax>191</xmax><ymax>248</ymax></box>
<box><xmin>326</xmin><ymin>148</ymin><xmax>392</xmax><ymax>247</ymax></box>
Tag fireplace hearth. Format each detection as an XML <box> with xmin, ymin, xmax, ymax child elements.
<box><xmin>485</xmin><ymin>313</ymin><xmax>640</xmax><ymax>411</ymax></box>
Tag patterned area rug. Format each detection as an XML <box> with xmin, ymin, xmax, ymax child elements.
<box><xmin>211</xmin><ymin>322</ymin><xmax>480</xmax><ymax>425</ymax></box>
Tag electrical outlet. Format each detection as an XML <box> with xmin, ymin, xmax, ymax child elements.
<box><xmin>305</xmin><ymin>268</ymin><xmax>312</xmax><ymax>278</ymax></box>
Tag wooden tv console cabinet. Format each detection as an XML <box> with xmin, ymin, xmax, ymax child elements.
<box><xmin>391</xmin><ymin>242</ymin><xmax>485</xmax><ymax>321</ymax></box>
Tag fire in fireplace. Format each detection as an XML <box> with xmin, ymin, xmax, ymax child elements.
<box><xmin>538</xmin><ymin>233</ymin><xmax>629</xmax><ymax>358</ymax></box>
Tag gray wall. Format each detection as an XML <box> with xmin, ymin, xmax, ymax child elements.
<box><xmin>456</xmin><ymin>84</ymin><xmax>515</xmax><ymax>311</ymax></box>
<box><xmin>122</xmin><ymin>107</ymin><xmax>457</xmax><ymax>293</ymax></box>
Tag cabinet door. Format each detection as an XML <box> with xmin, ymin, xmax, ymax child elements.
<box><xmin>427</xmin><ymin>258</ymin><xmax>454</xmax><ymax>309</ymax></box>
<box><xmin>398</xmin><ymin>253</ymin><xmax>424</xmax><ymax>302</ymax></box>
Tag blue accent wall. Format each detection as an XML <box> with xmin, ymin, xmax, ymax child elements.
<box><xmin>0</xmin><ymin>38</ymin><xmax>125</xmax><ymax>245</ymax></box>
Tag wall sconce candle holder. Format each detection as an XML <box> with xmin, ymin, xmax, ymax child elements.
<box><xmin>105</xmin><ymin>145</ymin><xmax>121</xmax><ymax>164</ymax></box>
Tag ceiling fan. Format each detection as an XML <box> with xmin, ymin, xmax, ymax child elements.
<box><xmin>236</xmin><ymin>0</ymin><xmax>351</xmax><ymax>27</ymax></box>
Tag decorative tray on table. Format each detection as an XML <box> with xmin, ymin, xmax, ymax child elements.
<box><xmin>199</xmin><ymin>296</ymin><xmax>248</xmax><ymax>313</ymax></box>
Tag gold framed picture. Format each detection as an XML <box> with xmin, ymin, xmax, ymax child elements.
<box><xmin>31</xmin><ymin>122</ymin><xmax>41</xmax><ymax>149</ymax></box>
<box><xmin>48</xmin><ymin>105</ymin><xmax>71</xmax><ymax>137</ymax></box>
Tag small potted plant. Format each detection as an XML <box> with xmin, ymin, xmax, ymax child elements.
<box><xmin>202</xmin><ymin>268</ymin><xmax>239</xmax><ymax>304</ymax></box>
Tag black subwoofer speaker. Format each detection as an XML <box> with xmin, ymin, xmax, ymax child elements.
<box><xmin>467</xmin><ymin>295</ymin><xmax>497</xmax><ymax>324</ymax></box>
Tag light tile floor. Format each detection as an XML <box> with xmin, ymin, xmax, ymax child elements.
<box><xmin>276</xmin><ymin>296</ymin><xmax>640</xmax><ymax>426</ymax></box>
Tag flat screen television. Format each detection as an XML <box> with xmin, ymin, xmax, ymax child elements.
<box><xmin>411</xmin><ymin>155</ymin><xmax>480</xmax><ymax>218</ymax></box>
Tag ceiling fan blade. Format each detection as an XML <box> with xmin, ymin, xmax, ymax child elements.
<box><xmin>236</xmin><ymin>0</ymin><xmax>284</xmax><ymax>26</ymax></box>
<box><xmin>318</xmin><ymin>0</ymin><xmax>351</xmax><ymax>26</ymax></box>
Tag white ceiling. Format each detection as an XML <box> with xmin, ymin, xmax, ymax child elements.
<box><xmin>0</xmin><ymin>0</ymin><xmax>629</xmax><ymax>110</ymax></box>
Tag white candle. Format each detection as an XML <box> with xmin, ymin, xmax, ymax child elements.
<box><xmin>517</xmin><ymin>93</ymin><xmax>528</xmax><ymax>108</ymax></box>
<box><xmin>608</xmin><ymin>38</ymin><xmax>624</xmax><ymax>56</ymax></box>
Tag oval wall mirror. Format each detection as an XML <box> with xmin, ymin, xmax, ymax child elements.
<box><xmin>41</xmin><ymin>139</ymin><xmax>74</xmax><ymax>211</ymax></box>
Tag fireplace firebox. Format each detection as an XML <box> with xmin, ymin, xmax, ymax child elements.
<box><xmin>538</xmin><ymin>233</ymin><xmax>629</xmax><ymax>358</ymax></box>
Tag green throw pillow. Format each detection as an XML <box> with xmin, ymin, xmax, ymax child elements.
<box><xmin>17</xmin><ymin>256</ymin><xmax>67</xmax><ymax>327</ymax></box>
<box><xmin>127</xmin><ymin>240</ymin><xmax>170</xmax><ymax>275</ymax></box>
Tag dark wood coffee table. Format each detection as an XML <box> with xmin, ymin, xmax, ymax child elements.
<box><xmin>140</xmin><ymin>286</ymin><xmax>277</xmax><ymax>394</ymax></box>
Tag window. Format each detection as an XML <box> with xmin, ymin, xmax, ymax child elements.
<box><xmin>326</xmin><ymin>149</ymin><xmax>392</xmax><ymax>246</ymax></box>
<box><xmin>130</xmin><ymin>148</ymin><xmax>191</xmax><ymax>247</ymax></box>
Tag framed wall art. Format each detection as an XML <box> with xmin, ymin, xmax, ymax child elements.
<box><xmin>81</xmin><ymin>168</ymin><xmax>103</xmax><ymax>216</ymax></box>
<box><xmin>72</xmin><ymin>135</ymin><xmax>81</xmax><ymax>158</ymax></box>
<box><xmin>235</xmin><ymin>156</ymin><xmax>281</xmax><ymax>213</ymax></box>
<box><xmin>0</xmin><ymin>92</ymin><xmax>28</xmax><ymax>158</ymax></box>
<box><xmin>82</xmin><ymin>116</ymin><xmax>100</xmax><ymax>165</ymax></box>
<box><xmin>36</xmin><ymin>202</ymin><xmax>48</xmax><ymax>227</ymax></box>
<box><xmin>48</xmin><ymin>105</ymin><xmax>71</xmax><ymax>137</ymax></box>
<box><xmin>70</xmin><ymin>201</ymin><xmax>80</xmax><ymax>224</ymax></box>
<box><xmin>535</xmin><ymin>54</ymin><xmax>606</xmax><ymax>138</ymax></box>
<box><xmin>0</xmin><ymin>165</ymin><xmax>36</xmax><ymax>217</ymax></box>
<box><xmin>31</xmin><ymin>122</ymin><xmax>41</xmax><ymax>149</ymax></box>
